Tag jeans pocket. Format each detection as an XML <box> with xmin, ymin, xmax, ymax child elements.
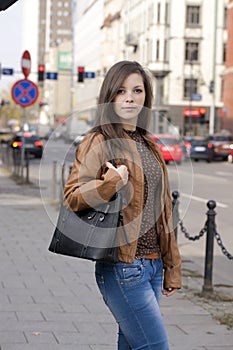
<box><xmin>117</xmin><ymin>262</ymin><xmax>145</xmax><ymax>286</ymax></box>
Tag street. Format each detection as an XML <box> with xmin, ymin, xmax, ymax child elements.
<box><xmin>26</xmin><ymin>139</ymin><xmax>233</xmax><ymax>289</ymax></box>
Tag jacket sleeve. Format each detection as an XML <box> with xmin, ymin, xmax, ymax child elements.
<box><xmin>63</xmin><ymin>133</ymin><xmax>124</xmax><ymax>211</ymax></box>
<box><xmin>159</xmin><ymin>224</ymin><xmax>182</xmax><ymax>289</ymax></box>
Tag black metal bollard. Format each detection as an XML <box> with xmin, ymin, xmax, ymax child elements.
<box><xmin>202</xmin><ymin>200</ymin><xmax>216</xmax><ymax>294</ymax></box>
<box><xmin>172</xmin><ymin>191</ymin><xmax>180</xmax><ymax>241</ymax></box>
<box><xmin>25</xmin><ymin>157</ymin><xmax>30</xmax><ymax>184</ymax></box>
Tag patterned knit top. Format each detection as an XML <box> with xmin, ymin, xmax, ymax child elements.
<box><xmin>125</xmin><ymin>129</ymin><xmax>162</xmax><ymax>256</ymax></box>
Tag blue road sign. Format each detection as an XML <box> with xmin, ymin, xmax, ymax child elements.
<box><xmin>2</xmin><ymin>68</ymin><xmax>14</xmax><ymax>75</ymax></box>
<box><xmin>46</xmin><ymin>72</ymin><xmax>58</xmax><ymax>80</ymax></box>
<box><xmin>11</xmin><ymin>79</ymin><xmax>38</xmax><ymax>107</ymax></box>
<box><xmin>85</xmin><ymin>72</ymin><xmax>96</xmax><ymax>78</ymax></box>
<box><xmin>191</xmin><ymin>93</ymin><xmax>202</xmax><ymax>101</ymax></box>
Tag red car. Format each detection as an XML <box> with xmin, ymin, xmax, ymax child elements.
<box><xmin>152</xmin><ymin>134</ymin><xmax>183</xmax><ymax>164</ymax></box>
<box><xmin>228</xmin><ymin>147</ymin><xmax>233</xmax><ymax>163</ymax></box>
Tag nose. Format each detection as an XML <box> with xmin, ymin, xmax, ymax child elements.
<box><xmin>125</xmin><ymin>91</ymin><xmax>133</xmax><ymax>102</ymax></box>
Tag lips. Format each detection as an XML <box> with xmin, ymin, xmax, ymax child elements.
<box><xmin>122</xmin><ymin>106</ymin><xmax>137</xmax><ymax>111</ymax></box>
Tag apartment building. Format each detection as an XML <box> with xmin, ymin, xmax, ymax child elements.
<box><xmin>38</xmin><ymin>0</ymin><xmax>72</xmax><ymax>65</ymax></box>
<box><xmin>37</xmin><ymin>0</ymin><xmax>73</xmax><ymax>124</ymax></box>
<box><xmin>73</xmin><ymin>0</ymin><xmax>228</xmax><ymax>136</ymax></box>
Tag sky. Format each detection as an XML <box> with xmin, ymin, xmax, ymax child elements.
<box><xmin>0</xmin><ymin>0</ymin><xmax>38</xmax><ymax>93</ymax></box>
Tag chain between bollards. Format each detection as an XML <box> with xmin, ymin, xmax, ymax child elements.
<box><xmin>172</xmin><ymin>191</ymin><xmax>217</xmax><ymax>295</ymax></box>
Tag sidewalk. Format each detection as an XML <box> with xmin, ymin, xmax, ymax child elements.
<box><xmin>0</xmin><ymin>165</ymin><xmax>232</xmax><ymax>350</ymax></box>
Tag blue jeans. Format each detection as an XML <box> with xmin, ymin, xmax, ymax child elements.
<box><xmin>95</xmin><ymin>257</ymin><xmax>170</xmax><ymax>350</ymax></box>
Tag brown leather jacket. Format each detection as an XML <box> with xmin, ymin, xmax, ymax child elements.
<box><xmin>64</xmin><ymin>132</ymin><xmax>182</xmax><ymax>289</ymax></box>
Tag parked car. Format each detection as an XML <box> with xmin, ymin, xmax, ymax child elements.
<box><xmin>9</xmin><ymin>132</ymin><xmax>44</xmax><ymax>158</ymax></box>
<box><xmin>152</xmin><ymin>134</ymin><xmax>183</xmax><ymax>164</ymax></box>
<box><xmin>228</xmin><ymin>147</ymin><xmax>233</xmax><ymax>163</ymax></box>
<box><xmin>207</xmin><ymin>133</ymin><xmax>233</xmax><ymax>160</ymax></box>
<box><xmin>187</xmin><ymin>137</ymin><xmax>214</xmax><ymax>162</ymax></box>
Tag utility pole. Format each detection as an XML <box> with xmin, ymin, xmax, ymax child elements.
<box><xmin>209</xmin><ymin>0</ymin><xmax>217</xmax><ymax>135</ymax></box>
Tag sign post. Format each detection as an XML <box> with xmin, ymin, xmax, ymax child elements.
<box><xmin>11</xmin><ymin>50</ymin><xmax>39</xmax><ymax>180</ymax></box>
<box><xmin>11</xmin><ymin>51</ymin><xmax>38</xmax><ymax>108</ymax></box>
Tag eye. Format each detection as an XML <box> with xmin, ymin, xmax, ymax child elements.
<box><xmin>116</xmin><ymin>89</ymin><xmax>125</xmax><ymax>94</ymax></box>
<box><xmin>134</xmin><ymin>88</ymin><xmax>143</xmax><ymax>93</ymax></box>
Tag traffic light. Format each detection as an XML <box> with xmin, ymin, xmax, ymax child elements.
<box><xmin>199</xmin><ymin>107</ymin><xmax>206</xmax><ymax>124</ymax></box>
<box><xmin>38</xmin><ymin>64</ymin><xmax>45</xmax><ymax>82</ymax></box>
<box><xmin>209</xmin><ymin>80</ymin><xmax>214</xmax><ymax>93</ymax></box>
<box><xmin>77</xmin><ymin>66</ymin><xmax>85</xmax><ymax>82</ymax></box>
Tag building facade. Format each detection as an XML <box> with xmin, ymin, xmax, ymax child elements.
<box><xmin>36</xmin><ymin>0</ymin><xmax>230</xmax><ymax>136</ymax></box>
<box><xmin>73</xmin><ymin>0</ymin><xmax>228</xmax><ymax>136</ymax></box>
<box><xmin>37</xmin><ymin>0</ymin><xmax>73</xmax><ymax>125</ymax></box>
<box><xmin>223</xmin><ymin>0</ymin><xmax>233</xmax><ymax>132</ymax></box>
<box><xmin>38</xmin><ymin>0</ymin><xmax>72</xmax><ymax>65</ymax></box>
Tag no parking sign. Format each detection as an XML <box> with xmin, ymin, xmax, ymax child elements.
<box><xmin>11</xmin><ymin>79</ymin><xmax>38</xmax><ymax>107</ymax></box>
<box><xmin>11</xmin><ymin>50</ymin><xmax>39</xmax><ymax>108</ymax></box>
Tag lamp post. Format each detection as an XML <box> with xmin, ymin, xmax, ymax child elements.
<box><xmin>209</xmin><ymin>0</ymin><xmax>217</xmax><ymax>135</ymax></box>
<box><xmin>188</xmin><ymin>52</ymin><xmax>194</xmax><ymax>136</ymax></box>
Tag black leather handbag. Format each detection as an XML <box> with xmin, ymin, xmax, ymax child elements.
<box><xmin>48</xmin><ymin>145</ymin><xmax>129</xmax><ymax>262</ymax></box>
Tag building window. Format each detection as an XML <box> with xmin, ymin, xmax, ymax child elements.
<box><xmin>186</xmin><ymin>5</ymin><xmax>200</xmax><ymax>27</ymax></box>
<box><xmin>224</xmin><ymin>7</ymin><xmax>227</xmax><ymax>28</ymax></box>
<box><xmin>185</xmin><ymin>42</ymin><xmax>199</xmax><ymax>62</ymax></box>
<box><xmin>165</xmin><ymin>3</ymin><xmax>169</xmax><ymax>24</ymax></box>
<box><xmin>157</xmin><ymin>3</ymin><xmax>161</xmax><ymax>23</ymax></box>
<box><xmin>220</xmin><ymin>78</ymin><xmax>224</xmax><ymax>101</ymax></box>
<box><xmin>156</xmin><ymin>40</ymin><xmax>160</xmax><ymax>60</ymax></box>
<box><xmin>184</xmin><ymin>78</ymin><xmax>198</xmax><ymax>99</ymax></box>
<box><xmin>147</xmin><ymin>39</ymin><xmax>152</xmax><ymax>62</ymax></box>
<box><xmin>223</xmin><ymin>43</ymin><xmax>226</xmax><ymax>63</ymax></box>
<box><xmin>148</xmin><ymin>4</ymin><xmax>154</xmax><ymax>26</ymax></box>
<box><xmin>164</xmin><ymin>39</ymin><xmax>168</xmax><ymax>62</ymax></box>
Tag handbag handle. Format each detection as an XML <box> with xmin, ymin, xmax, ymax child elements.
<box><xmin>107</xmin><ymin>139</ymin><xmax>117</xmax><ymax>168</ymax></box>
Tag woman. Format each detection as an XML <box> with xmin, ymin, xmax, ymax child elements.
<box><xmin>64</xmin><ymin>60</ymin><xmax>181</xmax><ymax>350</ymax></box>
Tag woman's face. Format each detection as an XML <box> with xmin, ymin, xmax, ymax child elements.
<box><xmin>113</xmin><ymin>73</ymin><xmax>146</xmax><ymax>129</ymax></box>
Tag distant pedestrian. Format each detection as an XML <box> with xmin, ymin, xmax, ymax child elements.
<box><xmin>64</xmin><ymin>60</ymin><xmax>182</xmax><ymax>349</ymax></box>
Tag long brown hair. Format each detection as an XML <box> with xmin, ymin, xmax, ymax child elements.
<box><xmin>92</xmin><ymin>60</ymin><xmax>153</xmax><ymax>142</ymax></box>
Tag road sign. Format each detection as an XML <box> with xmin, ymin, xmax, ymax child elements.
<box><xmin>85</xmin><ymin>72</ymin><xmax>96</xmax><ymax>79</ymax></box>
<box><xmin>21</xmin><ymin>50</ymin><xmax>31</xmax><ymax>79</ymax></box>
<box><xmin>191</xmin><ymin>93</ymin><xmax>202</xmax><ymax>101</ymax></box>
<box><xmin>1</xmin><ymin>68</ymin><xmax>14</xmax><ymax>75</ymax></box>
<box><xmin>11</xmin><ymin>79</ymin><xmax>38</xmax><ymax>107</ymax></box>
<box><xmin>46</xmin><ymin>72</ymin><xmax>58</xmax><ymax>80</ymax></box>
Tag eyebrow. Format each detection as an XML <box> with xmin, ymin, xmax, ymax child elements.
<box><xmin>120</xmin><ymin>85</ymin><xmax>144</xmax><ymax>88</ymax></box>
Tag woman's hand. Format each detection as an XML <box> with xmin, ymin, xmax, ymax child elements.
<box><xmin>162</xmin><ymin>288</ymin><xmax>178</xmax><ymax>297</ymax></box>
<box><xmin>106</xmin><ymin>161</ymin><xmax>129</xmax><ymax>185</ymax></box>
